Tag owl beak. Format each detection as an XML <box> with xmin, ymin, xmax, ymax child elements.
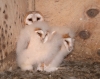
<box><xmin>42</xmin><ymin>35</ymin><xmax>48</xmax><ymax>43</ymax></box>
<box><xmin>68</xmin><ymin>46</ymin><xmax>73</xmax><ymax>52</ymax></box>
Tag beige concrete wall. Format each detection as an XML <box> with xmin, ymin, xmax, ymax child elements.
<box><xmin>0</xmin><ymin>0</ymin><xmax>28</xmax><ymax>71</ymax></box>
<box><xmin>35</xmin><ymin>0</ymin><xmax>100</xmax><ymax>61</ymax></box>
<box><xmin>28</xmin><ymin>0</ymin><xmax>35</xmax><ymax>11</ymax></box>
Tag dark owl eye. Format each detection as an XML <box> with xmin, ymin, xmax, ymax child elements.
<box><xmin>28</xmin><ymin>18</ymin><xmax>33</xmax><ymax>22</ymax></box>
<box><xmin>65</xmin><ymin>40</ymin><xmax>69</xmax><ymax>45</ymax></box>
<box><xmin>45</xmin><ymin>33</ymin><xmax>48</xmax><ymax>37</ymax></box>
<box><xmin>37</xmin><ymin>32</ymin><xmax>42</xmax><ymax>37</ymax></box>
<box><xmin>37</xmin><ymin>17</ymin><xmax>40</xmax><ymax>21</ymax></box>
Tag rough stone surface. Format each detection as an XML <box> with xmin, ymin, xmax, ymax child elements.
<box><xmin>0</xmin><ymin>60</ymin><xmax>100</xmax><ymax>79</ymax></box>
<box><xmin>35</xmin><ymin>0</ymin><xmax>100</xmax><ymax>61</ymax></box>
<box><xmin>0</xmin><ymin>0</ymin><xmax>28</xmax><ymax>71</ymax></box>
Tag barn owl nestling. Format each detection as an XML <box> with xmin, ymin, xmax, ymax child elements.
<box><xmin>16</xmin><ymin>11</ymin><xmax>75</xmax><ymax>72</ymax></box>
<box><xmin>16</xmin><ymin>21</ymin><xmax>63</xmax><ymax>71</ymax></box>
<box><xmin>43</xmin><ymin>26</ymin><xmax>75</xmax><ymax>72</ymax></box>
<box><xmin>16</xmin><ymin>11</ymin><xmax>54</xmax><ymax>71</ymax></box>
<box><xmin>16</xmin><ymin>21</ymin><xmax>47</xmax><ymax>69</ymax></box>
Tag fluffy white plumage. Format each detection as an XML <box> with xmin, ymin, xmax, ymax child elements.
<box><xmin>16</xmin><ymin>21</ymin><xmax>63</xmax><ymax>71</ymax></box>
<box><xmin>43</xmin><ymin>26</ymin><xmax>75</xmax><ymax>72</ymax></box>
<box><xmin>16</xmin><ymin>11</ymin><xmax>75</xmax><ymax>72</ymax></box>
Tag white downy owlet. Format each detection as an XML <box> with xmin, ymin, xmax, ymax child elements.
<box><xmin>43</xmin><ymin>26</ymin><xmax>75</xmax><ymax>72</ymax></box>
<box><xmin>16</xmin><ymin>11</ymin><xmax>62</xmax><ymax>71</ymax></box>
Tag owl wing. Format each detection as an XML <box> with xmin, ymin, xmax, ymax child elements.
<box><xmin>16</xmin><ymin>29</ymin><xmax>30</xmax><ymax>55</ymax></box>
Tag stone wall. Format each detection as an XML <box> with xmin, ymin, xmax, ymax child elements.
<box><xmin>0</xmin><ymin>0</ymin><xmax>28</xmax><ymax>71</ymax></box>
<box><xmin>35</xmin><ymin>0</ymin><xmax>100</xmax><ymax>62</ymax></box>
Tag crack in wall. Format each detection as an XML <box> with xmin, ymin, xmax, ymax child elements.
<box><xmin>28</xmin><ymin>0</ymin><xmax>35</xmax><ymax>11</ymax></box>
<box><xmin>34</xmin><ymin>0</ymin><xmax>35</xmax><ymax>11</ymax></box>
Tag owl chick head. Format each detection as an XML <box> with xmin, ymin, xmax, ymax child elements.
<box><xmin>62</xmin><ymin>34</ymin><xmax>75</xmax><ymax>52</ymax></box>
<box><xmin>34</xmin><ymin>28</ymin><xmax>55</xmax><ymax>43</ymax></box>
<box><xmin>24</xmin><ymin>11</ymin><xmax>44</xmax><ymax>25</ymax></box>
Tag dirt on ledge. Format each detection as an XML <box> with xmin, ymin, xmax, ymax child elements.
<box><xmin>0</xmin><ymin>60</ymin><xmax>100</xmax><ymax>79</ymax></box>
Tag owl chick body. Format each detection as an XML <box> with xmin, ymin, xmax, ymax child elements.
<box><xmin>17</xmin><ymin>11</ymin><xmax>75</xmax><ymax>72</ymax></box>
<box><xmin>16</xmin><ymin>11</ymin><xmax>45</xmax><ymax>55</ymax></box>
<box><xmin>43</xmin><ymin>26</ymin><xmax>75</xmax><ymax>72</ymax></box>
<box><xmin>16</xmin><ymin>21</ymin><xmax>49</xmax><ymax>70</ymax></box>
<box><xmin>16</xmin><ymin>21</ymin><xmax>63</xmax><ymax>71</ymax></box>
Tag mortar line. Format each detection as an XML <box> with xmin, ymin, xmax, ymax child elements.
<box><xmin>34</xmin><ymin>0</ymin><xmax>36</xmax><ymax>11</ymax></box>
